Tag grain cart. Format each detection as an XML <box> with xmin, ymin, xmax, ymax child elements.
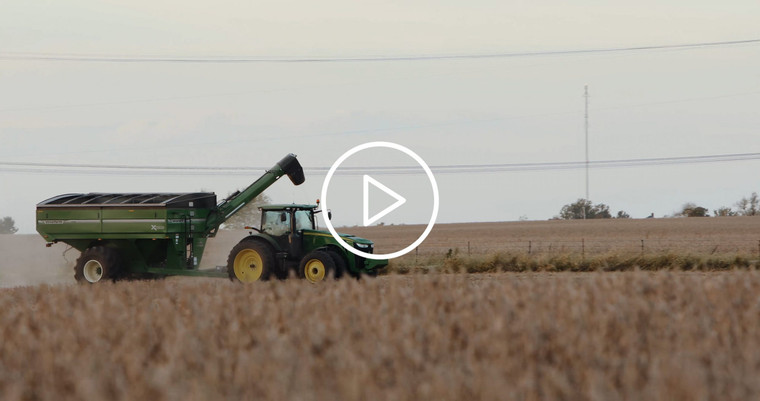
<box><xmin>35</xmin><ymin>154</ymin><xmax>387</xmax><ymax>283</ymax></box>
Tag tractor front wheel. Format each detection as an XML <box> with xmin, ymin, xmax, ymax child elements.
<box><xmin>227</xmin><ymin>240</ymin><xmax>275</xmax><ymax>283</ymax></box>
<box><xmin>326</xmin><ymin>250</ymin><xmax>346</xmax><ymax>279</ymax></box>
<box><xmin>299</xmin><ymin>250</ymin><xmax>337</xmax><ymax>283</ymax></box>
<box><xmin>74</xmin><ymin>246</ymin><xmax>122</xmax><ymax>284</ymax></box>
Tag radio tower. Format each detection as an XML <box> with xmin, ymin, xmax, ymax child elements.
<box><xmin>584</xmin><ymin>85</ymin><xmax>590</xmax><ymax>219</ymax></box>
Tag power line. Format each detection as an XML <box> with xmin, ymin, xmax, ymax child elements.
<box><xmin>4</xmin><ymin>88</ymin><xmax>759</xmax><ymax>160</ymax></box>
<box><xmin>1</xmin><ymin>152</ymin><xmax>758</xmax><ymax>176</ymax></box>
<box><xmin>1</xmin><ymin>39</ymin><xmax>758</xmax><ymax>64</ymax></box>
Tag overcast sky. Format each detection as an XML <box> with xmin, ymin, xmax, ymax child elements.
<box><xmin>1</xmin><ymin>0</ymin><xmax>759</xmax><ymax>233</ymax></box>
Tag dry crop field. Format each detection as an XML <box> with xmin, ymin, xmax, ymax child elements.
<box><xmin>2</xmin><ymin>217</ymin><xmax>760</xmax><ymax>400</ymax></box>
<box><xmin>2</xmin><ymin>273</ymin><xmax>760</xmax><ymax>400</ymax></box>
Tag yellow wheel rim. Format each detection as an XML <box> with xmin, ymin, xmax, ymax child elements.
<box><xmin>234</xmin><ymin>249</ymin><xmax>264</xmax><ymax>283</ymax></box>
<box><xmin>304</xmin><ymin>259</ymin><xmax>326</xmax><ymax>283</ymax></box>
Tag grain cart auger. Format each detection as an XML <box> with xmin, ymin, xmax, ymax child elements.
<box><xmin>36</xmin><ymin>153</ymin><xmax>388</xmax><ymax>284</ymax></box>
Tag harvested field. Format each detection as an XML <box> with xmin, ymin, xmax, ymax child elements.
<box><xmin>348</xmin><ymin>216</ymin><xmax>760</xmax><ymax>255</ymax></box>
<box><xmin>346</xmin><ymin>217</ymin><xmax>760</xmax><ymax>274</ymax></box>
<box><xmin>2</xmin><ymin>272</ymin><xmax>760</xmax><ymax>400</ymax></box>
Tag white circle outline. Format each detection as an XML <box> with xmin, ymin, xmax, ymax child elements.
<box><xmin>320</xmin><ymin>142</ymin><xmax>439</xmax><ymax>260</ymax></box>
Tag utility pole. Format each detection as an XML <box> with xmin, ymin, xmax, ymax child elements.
<box><xmin>583</xmin><ymin>85</ymin><xmax>590</xmax><ymax>219</ymax></box>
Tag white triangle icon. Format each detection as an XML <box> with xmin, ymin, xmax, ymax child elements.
<box><xmin>363</xmin><ymin>175</ymin><xmax>406</xmax><ymax>226</ymax></box>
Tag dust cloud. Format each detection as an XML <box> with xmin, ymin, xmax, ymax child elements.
<box><xmin>0</xmin><ymin>230</ymin><xmax>248</xmax><ymax>288</ymax></box>
<box><xmin>0</xmin><ymin>235</ymin><xmax>72</xmax><ymax>288</ymax></box>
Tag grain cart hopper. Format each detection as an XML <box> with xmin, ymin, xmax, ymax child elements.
<box><xmin>36</xmin><ymin>154</ymin><xmax>387</xmax><ymax>283</ymax></box>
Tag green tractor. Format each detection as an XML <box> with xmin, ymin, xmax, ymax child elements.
<box><xmin>35</xmin><ymin>154</ymin><xmax>387</xmax><ymax>284</ymax></box>
<box><xmin>228</xmin><ymin>204</ymin><xmax>387</xmax><ymax>283</ymax></box>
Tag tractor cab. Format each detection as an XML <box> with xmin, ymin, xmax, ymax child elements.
<box><xmin>258</xmin><ymin>204</ymin><xmax>321</xmax><ymax>264</ymax></box>
<box><xmin>260</xmin><ymin>204</ymin><xmax>318</xmax><ymax>236</ymax></box>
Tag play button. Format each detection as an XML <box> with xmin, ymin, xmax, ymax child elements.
<box><xmin>321</xmin><ymin>141</ymin><xmax>439</xmax><ymax>260</ymax></box>
<box><xmin>363</xmin><ymin>175</ymin><xmax>406</xmax><ymax>226</ymax></box>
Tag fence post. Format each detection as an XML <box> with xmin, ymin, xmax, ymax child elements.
<box><xmin>528</xmin><ymin>240</ymin><xmax>532</xmax><ymax>255</ymax></box>
<box><xmin>415</xmin><ymin>247</ymin><xmax>418</xmax><ymax>263</ymax></box>
<box><xmin>468</xmin><ymin>241</ymin><xmax>471</xmax><ymax>256</ymax></box>
<box><xmin>582</xmin><ymin>238</ymin><xmax>585</xmax><ymax>259</ymax></box>
<box><xmin>641</xmin><ymin>239</ymin><xmax>645</xmax><ymax>255</ymax></box>
<box><xmin>757</xmin><ymin>240</ymin><xmax>759</xmax><ymax>259</ymax></box>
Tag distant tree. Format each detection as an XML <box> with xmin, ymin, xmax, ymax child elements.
<box><xmin>713</xmin><ymin>207</ymin><xmax>737</xmax><ymax>217</ymax></box>
<box><xmin>616</xmin><ymin>210</ymin><xmax>631</xmax><ymax>219</ymax></box>
<box><xmin>736</xmin><ymin>192</ymin><xmax>759</xmax><ymax>216</ymax></box>
<box><xmin>221</xmin><ymin>193</ymin><xmax>271</xmax><ymax>230</ymax></box>
<box><xmin>558</xmin><ymin>199</ymin><xmax>612</xmax><ymax>220</ymax></box>
<box><xmin>679</xmin><ymin>203</ymin><xmax>709</xmax><ymax>217</ymax></box>
<box><xmin>0</xmin><ymin>216</ymin><xmax>18</xmax><ymax>234</ymax></box>
<box><xmin>593</xmin><ymin>205</ymin><xmax>611</xmax><ymax>219</ymax></box>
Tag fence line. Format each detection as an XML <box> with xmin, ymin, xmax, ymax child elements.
<box><xmin>404</xmin><ymin>238</ymin><xmax>760</xmax><ymax>258</ymax></box>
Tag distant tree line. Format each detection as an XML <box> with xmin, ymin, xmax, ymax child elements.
<box><xmin>713</xmin><ymin>192</ymin><xmax>759</xmax><ymax>217</ymax></box>
<box><xmin>675</xmin><ymin>192</ymin><xmax>759</xmax><ymax>217</ymax></box>
<box><xmin>555</xmin><ymin>191</ymin><xmax>760</xmax><ymax>220</ymax></box>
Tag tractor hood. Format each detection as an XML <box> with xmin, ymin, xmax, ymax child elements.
<box><xmin>334</xmin><ymin>231</ymin><xmax>375</xmax><ymax>246</ymax></box>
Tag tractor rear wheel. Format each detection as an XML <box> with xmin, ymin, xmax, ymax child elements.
<box><xmin>299</xmin><ymin>250</ymin><xmax>337</xmax><ymax>283</ymax></box>
<box><xmin>74</xmin><ymin>246</ymin><xmax>122</xmax><ymax>284</ymax></box>
<box><xmin>227</xmin><ymin>240</ymin><xmax>274</xmax><ymax>283</ymax></box>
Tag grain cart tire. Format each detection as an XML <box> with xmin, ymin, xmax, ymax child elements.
<box><xmin>227</xmin><ymin>240</ymin><xmax>274</xmax><ymax>283</ymax></box>
<box><xmin>299</xmin><ymin>250</ymin><xmax>337</xmax><ymax>283</ymax></box>
<box><xmin>74</xmin><ymin>246</ymin><xmax>122</xmax><ymax>284</ymax></box>
<box><xmin>326</xmin><ymin>250</ymin><xmax>346</xmax><ymax>280</ymax></box>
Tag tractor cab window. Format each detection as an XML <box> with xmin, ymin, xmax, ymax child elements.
<box><xmin>262</xmin><ymin>210</ymin><xmax>290</xmax><ymax>236</ymax></box>
<box><xmin>294</xmin><ymin>210</ymin><xmax>314</xmax><ymax>231</ymax></box>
